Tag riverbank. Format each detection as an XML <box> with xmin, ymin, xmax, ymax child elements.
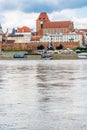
<box><xmin>0</xmin><ymin>51</ymin><xmax>78</xmax><ymax>60</ymax></box>
<box><xmin>53</xmin><ymin>53</ymin><xmax>78</xmax><ymax>60</ymax></box>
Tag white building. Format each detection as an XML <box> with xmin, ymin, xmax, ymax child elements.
<box><xmin>84</xmin><ymin>32</ymin><xmax>87</xmax><ymax>46</ymax></box>
<box><xmin>7</xmin><ymin>26</ymin><xmax>32</xmax><ymax>43</ymax></box>
<box><xmin>40</xmin><ymin>32</ymin><xmax>83</xmax><ymax>46</ymax></box>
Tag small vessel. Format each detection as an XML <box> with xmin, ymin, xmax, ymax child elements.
<box><xmin>77</xmin><ymin>52</ymin><xmax>87</xmax><ymax>59</ymax></box>
<box><xmin>13</xmin><ymin>53</ymin><xmax>26</xmax><ymax>58</ymax></box>
<box><xmin>41</xmin><ymin>51</ymin><xmax>53</xmax><ymax>59</ymax></box>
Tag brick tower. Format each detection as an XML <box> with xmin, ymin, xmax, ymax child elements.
<box><xmin>36</xmin><ymin>12</ymin><xmax>50</xmax><ymax>35</ymax></box>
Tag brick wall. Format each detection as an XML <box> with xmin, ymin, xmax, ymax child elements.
<box><xmin>0</xmin><ymin>43</ymin><xmax>2</xmax><ymax>50</ymax></box>
<box><xmin>2</xmin><ymin>42</ymin><xmax>80</xmax><ymax>51</ymax></box>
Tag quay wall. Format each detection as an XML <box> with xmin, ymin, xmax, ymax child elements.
<box><xmin>1</xmin><ymin>42</ymin><xmax>80</xmax><ymax>51</ymax></box>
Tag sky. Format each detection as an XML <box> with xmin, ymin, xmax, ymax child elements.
<box><xmin>0</xmin><ymin>0</ymin><xmax>87</xmax><ymax>32</ymax></box>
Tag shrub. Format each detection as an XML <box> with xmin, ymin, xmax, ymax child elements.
<box><xmin>37</xmin><ymin>45</ymin><xmax>44</xmax><ymax>50</ymax></box>
<box><xmin>56</xmin><ymin>44</ymin><xmax>63</xmax><ymax>50</ymax></box>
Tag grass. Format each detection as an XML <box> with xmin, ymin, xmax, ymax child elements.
<box><xmin>3</xmin><ymin>50</ymin><xmax>27</xmax><ymax>52</ymax></box>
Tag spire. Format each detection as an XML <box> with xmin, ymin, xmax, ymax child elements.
<box><xmin>12</xmin><ymin>28</ymin><xmax>17</xmax><ymax>35</ymax></box>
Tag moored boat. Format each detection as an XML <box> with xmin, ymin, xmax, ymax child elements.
<box><xmin>77</xmin><ymin>52</ymin><xmax>87</xmax><ymax>59</ymax></box>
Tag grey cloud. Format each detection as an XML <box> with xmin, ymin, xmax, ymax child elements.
<box><xmin>0</xmin><ymin>0</ymin><xmax>87</xmax><ymax>12</ymax></box>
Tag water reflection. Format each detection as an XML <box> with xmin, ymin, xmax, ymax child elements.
<box><xmin>36</xmin><ymin>62</ymin><xmax>76</xmax><ymax>113</ymax></box>
<box><xmin>0</xmin><ymin>60</ymin><xmax>87</xmax><ymax>129</ymax></box>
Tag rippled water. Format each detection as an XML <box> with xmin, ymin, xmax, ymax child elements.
<box><xmin>0</xmin><ymin>60</ymin><xmax>87</xmax><ymax>130</ymax></box>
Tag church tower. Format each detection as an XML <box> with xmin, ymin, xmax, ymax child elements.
<box><xmin>36</xmin><ymin>12</ymin><xmax>50</xmax><ymax>35</ymax></box>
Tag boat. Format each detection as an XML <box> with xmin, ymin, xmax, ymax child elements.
<box><xmin>41</xmin><ymin>51</ymin><xmax>53</xmax><ymax>59</ymax></box>
<box><xmin>13</xmin><ymin>53</ymin><xmax>26</xmax><ymax>58</ymax></box>
<box><xmin>77</xmin><ymin>52</ymin><xmax>87</xmax><ymax>59</ymax></box>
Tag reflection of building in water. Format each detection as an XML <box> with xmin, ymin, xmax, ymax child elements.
<box><xmin>36</xmin><ymin>64</ymin><xmax>53</xmax><ymax>112</ymax></box>
<box><xmin>36</xmin><ymin>62</ymin><xmax>82</xmax><ymax>113</ymax></box>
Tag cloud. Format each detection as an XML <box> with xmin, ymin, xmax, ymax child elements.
<box><xmin>49</xmin><ymin>9</ymin><xmax>76</xmax><ymax>21</ymax></box>
<box><xmin>1</xmin><ymin>8</ymin><xmax>87</xmax><ymax>33</ymax></box>
<box><xmin>0</xmin><ymin>0</ymin><xmax>18</xmax><ymax>11</ymax></box>
<box><xmin>1</xmin><ymin>10</ymin><xmax>38</xmax><ymax>32</ymax></box>
<box><xmin>0</xmin><ymin>0</ymin><xmax>87</xmax><ymax>13</ymax></box>
<box><xmin>0</xmin><ymin>1</ymin><xmax>87</xmax><ymax>32</ymax></box>
<box><xmin>72</xmin><ymin>17</ymin><xmax>87</xmax><ymax>29</ymax></box>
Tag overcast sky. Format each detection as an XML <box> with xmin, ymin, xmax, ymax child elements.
<box><xmin>0</xmin><ymin>0</ymin><xmax>87</xmax><ymax>32</ymax></box>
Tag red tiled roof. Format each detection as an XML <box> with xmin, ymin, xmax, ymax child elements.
<box><xmin>76</xmin><ymin>31</ymin><xmax>84</xmax><ymax>35</ymax></box>
<box><xmin>17</xmin><ymin>26</ymin><xmax>31</xmax><ymax>33</ymax></box>
<box><xmin>64</xmin><ymin>29</ymin><xmax>72</xmax><ymax>34</ymax></box>
<box><xmin>37</xmin><ymin>12</ymin><xmax>50</xmax><ymax>21</ymax></box>
<box><xmin>31</xmin><ymin>36</ymin><xmax>41</xmax><ymax>41</ymax></box>
<box><xmin>79</xmin><ymin>29</ymin><xmax>87</xmax><ymax>32</ymax></box>
<box><xmin>43</xmin><ymin>21</ymin><xmax>72</xmax><ymax>28</ymax></box>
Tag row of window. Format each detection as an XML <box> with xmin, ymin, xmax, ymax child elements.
<box><xmin>41</xmin><ymin>36</ymin><xmax>82</xmax><ymax>40</ymax></box>
<box><xmin>43</xmin><ymin>28</ymin><xmax>68</xmax><ymax>34</ymax></box>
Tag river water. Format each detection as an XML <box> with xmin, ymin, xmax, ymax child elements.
<box><xmin>0</xmin><ymin>60</ymin><xmax>87</xmax><ymax>130</ymax></box>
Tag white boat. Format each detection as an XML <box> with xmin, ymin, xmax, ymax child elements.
<box><xmin>41</xmin><ymin>51</ymin><xmax>53</xmax><ymax>59</ymax></box>
<box><xmin>77</xmin><ymin>53</ymin><xmax>87</xmax><ymax>59</ymax></box>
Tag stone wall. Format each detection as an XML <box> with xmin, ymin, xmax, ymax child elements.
<box><xmin>1</xmin><ymin>42</ymin><xmax>80</xmax><ymax>51</ymax></box>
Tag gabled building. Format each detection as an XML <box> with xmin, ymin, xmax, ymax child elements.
<box><xmin>36</xmin><ymin>12</ymin><xmax>74</xmax><ymax>35</ymax></box>
<box><xmin>7</xmin><ymin>26</ymin><xmax>32</xmax><ymax>43</ymax></box>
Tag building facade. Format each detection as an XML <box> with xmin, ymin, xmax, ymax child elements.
<box><xmin>7</xmin><ymin>26</ymin><xmax>32</xmax><ymax>43</ymax></box>
<box><xmin>40</xmin><ymin>32</ymin><xmax>82</xmax><ymax>46</ymax></box>
<box><xmin>36</xmin><ymin>12</ymin><xmax>74</xmax><ymax>35</ymax></box>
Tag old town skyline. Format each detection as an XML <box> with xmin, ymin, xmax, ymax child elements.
<box><xmin>0</xmin><ymin>0</ymin><xmax>87</xmax><ymax>32</ymax></box>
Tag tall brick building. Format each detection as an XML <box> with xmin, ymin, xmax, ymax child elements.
<box><xmin>36</xmin><ymin>12</ymin><xmax>74</xmax><ymax>35</ymax></box>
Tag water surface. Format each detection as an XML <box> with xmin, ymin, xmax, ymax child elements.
<box><xmin>0</xmin><ymin>60</ymin><xmax>87</xmax><ymax>130</ymax></box>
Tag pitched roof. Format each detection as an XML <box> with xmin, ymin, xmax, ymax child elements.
<box><xmin>17</xmin><ymin>26</ymin><xmax>31</xmax><ymax>33</ymax></box>
<box><xmin>43</xmin><ymin>21</ymin><xmax>72</xmax><ymax>28</ymax></box>
<box><xmin>76</xmin><ymin>31</ymin><xmax>84</xmax><ymax>35</ymax></box>
<box><xmin>64</xmin><ymin>29</ymin><xmax>78</xmax><ymax>34</ymax></box>
<box><xmin>37</xmin><ymin>12</ymin><xmax>50</xmax><ymax>21</ymax></box>
<box><xmin>31</xmin><ymin>36</ymin><xmax>41</xmax><ymax>41</ymax></box>
<box><xmin>79</xmin><ymin>29</ymin><xmax>87</xmax><ymax>32</ymax></box>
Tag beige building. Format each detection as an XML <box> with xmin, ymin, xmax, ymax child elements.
<box><xmin>7</xmin><ymin>35</ymin><xmax>25</xmax><ymax>43</ymax></box>
<box><xmin>7</xmin><ymin>26</ymin><xmax>32</xmax><ymax>43</ymax></box>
